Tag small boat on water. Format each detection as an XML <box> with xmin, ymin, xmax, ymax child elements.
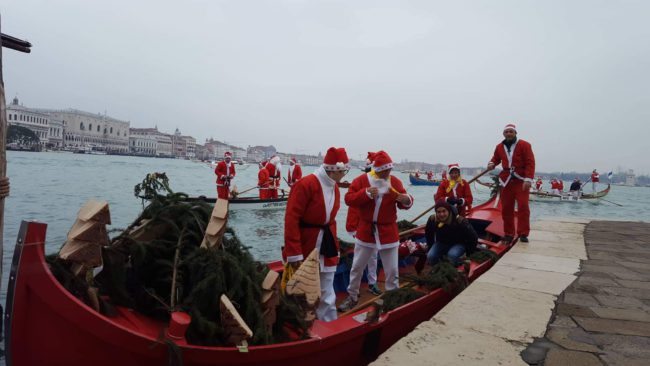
<box><xmin>408</xmin><ymin>173</ymin><xmax>441</xmax><ymax>186</ymax></box>
<box><xmin>73</xmin><ymin>144</ymin><xmax>108</xmax><ymax>155</ymax></box>
<box><xmin>529</xmin><ymin>184</ymin><xmax>611</xmax><ymax>202</ymax></box>
<box><xmin>4</xmin><ymin>195</ymin><xmax>515</xmax><ymax>366</ymax></box>
<box><xmin>185</xmin><ymin>195</ymin><xmax>288</xmax><ymax>210</ymax></box>
<box><xmin>476</xmin><ymin>180</ymin><xmax>612</xmax><ymax>203</ymax></box>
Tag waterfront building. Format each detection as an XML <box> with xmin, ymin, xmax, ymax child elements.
<box><xmin>129</xmin><ymin>128</ymin><xmax>157</xmax><ymax>156</ymax></box>
<box><xmin>46</xmin><ymin>109</ymin><xmax>130</xmax><ymax>153</ymax></box>
<box><xmin>7</xmin><ymin>97</ymin><xmax>50</xmax><ymax>147</ymax></box>
<box><xmin>172</xmin><ymin>128</ymin><xmax>196</xmax><ymax>158</ymax></box>
<box><xmin>129</xmin><ymin>127</ymin><xmax>173</xmax><ymax>157</ymax></box>
<box><xmin>204</xmin><ymin>139</ymin><xmax>247</xmax><ymax>161</ymax></box>
<box><xmin>48</xmin><ymin>117</ymin><xmax>64</xmax><ymax>148</ymax></box>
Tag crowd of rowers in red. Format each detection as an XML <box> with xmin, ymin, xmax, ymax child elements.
<box><xmin>214</xmin><ymin>123</ymin><xmax>535</xmax><ymax>321</ymax></box>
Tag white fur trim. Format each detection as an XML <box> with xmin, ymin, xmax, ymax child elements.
<box><xmin>322</xmin><ymin>162</ymin><xmax>350</xmax><ymax>171</ymax></box>
<box><xmin>373</xmin><ymin>162</ymin><xmax>394</xmax><ymax>172</ymax></box>
<box><xmin>287</xmin><ymin>254</ymin><xmax>304</xmax><ymax>262</ymax></box>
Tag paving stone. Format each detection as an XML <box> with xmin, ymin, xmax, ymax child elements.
<box><xmin>434</xmin><ymin>282</ymin><xmax>556</xmax><ymax>343</ymax></box>
<box><xmin>549</xmin><ymin>315</ymin><xmax>577</xmax><ymax>328</ymax></box>
<box><xmin>544</xmin><ymin>349</ymin><xmax>602</xmax><ymax>366</ymax></box>
<box><xmin>573</xmin><ymin>316</ymin><xmax>650</xmax><ymax>337</ymax></box>
<box><xmin>617</xmin><ymin>261</ymin><xmax>650</xmax><ymax>274</ymax></box>
<box><xmin>546</xmin><ymin>328</ymin><xmax>600</xmax><ymax>353</ymax></box>
<box><xmin>600</xmin><ymin>286</ymin><xmax>650</xmax><ymax>300</ymax></box>
<box><xmin>616</xmin><ymin>279</ymin><xmax>650</xmax><ymax>290</ymax></box>
<box><xmin>589</xmin><ymin>307</ymin><xmax>650</xmax><ymax>322</ymax></box>
<box><xmin>497</xmin><ymin>252</ymin><xmax>580</xmax><ymax>274</ymax></box>
<box><xmin>510</xmin><ymin>238</ymin><xmax>587</xmax><ymax>260</ymax></box>
<box><xmin>563</xmin><ymin>292</ymin><xmax>601</xmax><ymax>307</ymax></box>
<box><xmin>578</xmin><ymin>273</ymin><xmax>618</xmax><ymax>286</ymax></box>
<box><xmin>371</xmin><ymin>320</ymin><xmax>527</xmax><ymax>366</ymax></box>
<box><xmin>476</xmin><ymin>264</ymin><xmax>576</xmax><ymax>295</ymax></box>
<box><xmin>589</xmin><ymin>333</ymin><xmax>650</xmax><ymax>359</ymax></box>
<box><xmin>556</xmin><ymin>303</ymin><xmax>598</xmax><ymax>318</ymax></box>
<box><xmin>593</xmin><ymin>294</ymin><xmax>649</xmax><ymax>311</ymax></box>
<box><xmin>599</xmin><ymin>352</ymin><xmax>648</xmax><ymax>366</ymax></box>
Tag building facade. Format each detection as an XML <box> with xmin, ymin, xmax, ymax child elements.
<box><xmin>47</xmin><ymin>109</ymin><xmax>130</xmax><ymax>153</ymax></box>
<box><xmin>129</xmin><ymin>128</ymin><xmax>158</xmax><ymax>156</ymax></box>
<box><xmin>128</xmin><ymin>127</ymin><xmax>173</xmax><ymax>157</ymax></box>
<box><xmin>171</xmin><ymin>128</ymin><xmax>196</xmax><ymax>158</ymax></box>
<box><xmin>7</xmin><ymin>97</ymin><xmax>50</xmax><ymax>146</ymax></box>
<box><xmin>48</xmin><ymin>117</ymin><xmax>64</xmax><ymax>147</ymax></box>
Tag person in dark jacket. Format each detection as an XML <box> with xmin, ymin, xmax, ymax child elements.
<box><xmin>425</xmin><ymin>200</ymin><xmax>478</xmax><ymax>266</ymax></box>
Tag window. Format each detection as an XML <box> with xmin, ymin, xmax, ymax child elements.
<box><xmin>97</xmin><ymin>125</ymin><xmax>100</xmax><ymax>132</ymax></box>
<box><xmin>80</xmin><ymin>122</ymin><xmax>85</xmax><ymax>130</ymax></box>
<box><xmin>110</xmin><ymin>127</ymin><xmax>113</xmax><ymax>134</ymax></box>
<box><xmin>89</xmin><ymin>123</ymin><xmax>93</xmax><ymax>130</ymax></box>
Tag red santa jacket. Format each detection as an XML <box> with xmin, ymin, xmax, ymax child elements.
<box><xmin>266</xmin><ymin>164</ymin><xmax>280</xmax><ymax>188</ymax></box>
<box><xmin>258</xmin><ymin>167</ymin><xmax>270</xmax><ymax>188</ymax></box>
<box><xmin>434</xmin><ymin>179</ymin><xmax>473</xmax><ymax>208</ymax></box>
<box><xmin>345</xmin><ymin>174</ymin><xmax>413</xmax><ymax>247</ymax></box>
<box><xmin>287</xmin><ymin>164</ymin><xmax>303</xmax><ymax>186</ymax></box>
<box><xmin>215</xmin><ymin>161</ymin><xmax>236</xmax><ymax>187</ymax></box>
<box><xmin>591</xmin><ymin>172</ymin><xmax>600</xmax><ymax>183</ymax></box>
<box><xmin>490</xmin><ymin>139</ymin><xmax>535</xmax><ymax>186</ymax></box>
<box><xmin>535</xmin><ymin>179</ymin><xmax>543</xmax><ymax>190</ymax></box>
<box><xmin>284</xmin><ymin>173</ymin><xmax>340</xmax><ymax>268</ymax></box>
<box><xmin>558</xmin><ymin>180</ymin><xmax>564</xmax><ymax>191</ymax></box>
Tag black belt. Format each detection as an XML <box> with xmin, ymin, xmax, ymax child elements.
<box><xmin>299</xmin><ymin>220</ymin><xmax>338</xmax><ymax>259</ymax></box>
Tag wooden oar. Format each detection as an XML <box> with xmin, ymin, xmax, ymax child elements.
<box><xmin>404</xmin><ymin>169</ymin><xmax>491</xmax><ymax>227</ymax></box>
<box><xmin>236</xmin><ymin>186</ymin><xmax>259</xmax><ymax>196</ymax></box>
<box><xmin>600</xmin><ymin>198</ymin><xmax>624</xmax><ymax>207</ymax></box>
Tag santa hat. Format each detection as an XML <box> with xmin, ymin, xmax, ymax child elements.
<box><xmin>224</xmin><ymin>151</ymin><xmax>232</xmax><ymax>158</ymax></box>
<box><xmin>447</xmin><ymin>163</ymin><xmax>461</xmax><ymax>174</ymax></box>
<box><xmin>322</xmin><ymin>147</ymin><xmax>350</xmax><ymax>171</ymax></box>
<box><xmin>290</xmin><ymin>157</ymin><xmax>297</xmax><ymax>164</ymax></box>
<box><xmin>372</xmin><ymin>151</ymin><xmax>394</xmax><ymax>172</ymax></box>
<box><xmin>503</xmin><ymin>123</ymin><xmax>517</xmax><ymax>132</ymax></box>
<box><xmin>259</xmin><ymin>159</ymin><xmax>268</xmax><ymax>169</ymax></box>
<box><xmin>365</xmin><ymin>151</ymin><xmax>376</xmax><ymax>168</ymax></box>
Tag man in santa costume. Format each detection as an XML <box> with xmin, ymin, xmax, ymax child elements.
<box><xmin>266</xmin><ymin>156</ymin><xmax>283</xmax><ymax>198</ymax></box>
<box><xmin>258</xmin><ymin>159</ymin><xmax>271</xmax><ymax>199</ymax></box>
<box><xmin>535</xmin><ymin>176</ymin><xmax>543</xmax><ymax>191</ymax></box>
<box><xmin>345</xmin><ymin>152</ymin><xmax>382</xmax><ymax>296</ymax></box>
<box><xmin>487</xmin><ymin>123</ymin><xmax>535</xmax><ymax>244</ymax></box>
<box><xmin>338</xmin><ymin>150</ymin><xmax>414</xmax><ymax>312</ymax></box>
<box><xmin>427</xmin><ymin>171</ymin><xmax>433</xmax><ymax>181</ymax></box>
<box><xmin>214</xmin><ymin>152</ymin><xmax>236</xmax><ymax>199</ymax></box>
<box><xmin>434</xmin><ymin>163</ymin><xmax>473</xmax><ymax>216</ymax></box>
<box><xmin>549</xmin><ymin>178</ymin><xmax>559</xmax><ymax>195</ymax></box>
<box><xmin>283</xmin><ymin>147</ymin><xmax>350</xmax><ymax>321</ymax></box>
<box><xmin>287</xmin><ymin>157</ymin><xmax>303</xmax><ymax>187</ymax></box>
<box><xmin>591</xmin><ymin>169</ymin><xmax>600</xmax><ymax>192</ymax></box>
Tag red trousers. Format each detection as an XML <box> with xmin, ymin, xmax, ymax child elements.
<box><xmin>217</xmin><ymin>186</ymin><xmax>230</xmax><ymax>199</ymax></box>
<box><xmin>259</xmin><ymin>188</ymin><xmax>271</xmax><ymax>199</ymax></box>
<box><xmin>501</xmin><ymin>179</ymin><xmax>530</xmax><ymax>237</ymax></box>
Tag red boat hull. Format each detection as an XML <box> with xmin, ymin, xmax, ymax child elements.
<box><xmin>5</xmin><ymin>196</ymin><xmax>510</xmax><ymax>366</ymax></box>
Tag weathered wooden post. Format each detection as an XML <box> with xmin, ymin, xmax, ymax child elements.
<box><xmin>0</xmin><ymin>15</ymin><xmax>33</xmax><ymax>337</ymax></box>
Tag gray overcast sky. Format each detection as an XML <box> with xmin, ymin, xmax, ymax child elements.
<box><xmin>3</xmin><ymin>0</ymin><xmax>649</xmax><ymax>173</ymax></box>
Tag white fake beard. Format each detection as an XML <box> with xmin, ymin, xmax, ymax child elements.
<box><xmin>372</xmin><ymin>177</ymin><xmax>390</xmax><ymax>195</ymax></box>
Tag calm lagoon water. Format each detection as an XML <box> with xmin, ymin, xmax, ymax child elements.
<box><xmin>3</xmin><ymin>150</ymin><xmax>649</xmax><ymax>301</ymax></box>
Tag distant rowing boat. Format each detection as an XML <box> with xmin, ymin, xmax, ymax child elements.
<box><xmin>408</xmin><ymin>174</ymin><xmax>441</xmax><ymax>186</ymax></box>
<box><xmin>530</xmin><ymin>184</ymin><xmax>611</xmax><ymax>202</ymax></box>
<box><xmin>476</xmin><ymin>180</ymin><xmax>611</xmax><ymax>202</ymax></box>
